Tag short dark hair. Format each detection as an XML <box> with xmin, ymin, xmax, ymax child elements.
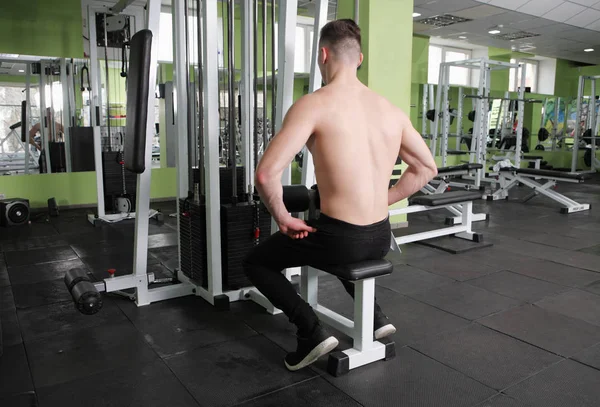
<box><xmin>319</xmin><ymin>19</ymin><xmax>361</xmax><ymax>60</ymax></box>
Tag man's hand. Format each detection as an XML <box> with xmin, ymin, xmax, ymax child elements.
<box><xmin>278</xmin><ymin>215</ymin><xmax>317</xmax><ymax>239</ymax></box>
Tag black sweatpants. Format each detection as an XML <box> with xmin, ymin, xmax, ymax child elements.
<box><xmin>243</xmin><ymin>213</ymin><xmax>391</xmax><ymax>337</ymax></box>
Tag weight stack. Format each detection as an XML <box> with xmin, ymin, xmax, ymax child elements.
<box><xmin>220</xmin><ymin>202</ymin><xmax>272</xmax><ymax>290</ymax></box>
<box><xmin>178</xmin><ymin>199</ymin><xmax>208</xmax><ymax>284</ymax></box>
<box><xmin>193</xmin><ymin>167</ymin><xmax>246</xmax><ymax>204</ymax></box>
<box><xmin>102</xmin><ymin>152</ymin><xmax>137</xmax><ymax>212</ymax></box>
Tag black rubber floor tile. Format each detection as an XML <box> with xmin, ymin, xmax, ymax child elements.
<box><xmin>70</xmin><ymin>240</ymin><xmax>134</xmax><ymax>258</ymax></box>
<box><xmin>236</xmin><ymin>377</ymin><xmax>362</xmax><ymax>407</ymax></box>
<box><xmin>148</xmin><ymin>233</ymin><xmax>178</xmax><ymax>249</ymax></box>
<box><xmin>480</xmin><ymin>305</ymin><xmax>600</xmax><ymax>357</ymax></box>
<box><xmin>468</xmin><ymin>271</ymin><xmax>569</xmax><ymax>303</ymax></box>
<box><xmin>0</xmin><ymin>344</ymin><xmax>34</xmax><ymax>398</ymax></box>
<box><xmin>83</xmin><ymin>253</ymin><xmax>159</xmax><ymax>280</ymax></box>
<box><xmin>36</xmin><ymin>360</ymin><xmax>200</xmax><ymax>407</ymax></box>
<box><xmin>388</xmin><ymin>243</ymin><xmax>451</xmax><ymax>264</ymax></box>
<box><xmin>411</xmin><ymin>324</ymin><xmax>560</xmax><ymax>390</ymax></box>
<box><xmin>584</xmin><ymin>280</ymin><xmax>600</xmax><ymax>296</ymax></box>
<box><xmin>477</xmin><ymin>395</ymin><xmax>532</xmax><ymax>407</ymax></box>
<box><xmin>409</xmin><ymin>282</ymin><xmax>522</xmax><ymax>321</ymax></box>
<box><xmin>505</xmin><ymin>359</ymin><xmax>600</xmax><ymax>407</ymax></box>
<box><xmin>506</xmin><ymin>259</ymin><xmax>600</xmax><ymax>288</ymax></box>
<box><xmin>149</xmin><ymin>246</ymin><xmax>179</xmax><ymax>271</ymax></box>
<box><xmin>0</xmin><ymin>235</ymin><xmax>69</xmax><ymax>252</ymax></box>
<box><xmin>109</xmin><ymin>219</ymin><xmax>176</xmax><ymax>236</ymax></box>
<box><xmin>417</xmin><ymin>236</ymin><xmax>493</xmax><ymax>254</ymax></box>
<box><xmin>376</xmin><ymin>263</ymin><xmax>455</xmax><ymax>295</ymax></box>
<box><xmin>60</xmin><ymin>225</ymin><xmax>126</xmax><ymax>244</ymax></box>
<box><xmin>50</xmin><ymin>215</ymin><xmax>101</xmax><ymax>235</ymax></box>
<box><xmin>320</xmin><ymin>346</ymin><xmax>495</xmax><ymax>407</ymax></box>
<box><xmin>25</xmin><ymin>321</ymin><xmax>159</xmax><ymax>389</ymax></box>
<box><xmin>118</xmin><ymin>295</ymin><xmax>256</xmax><ymax>358</ymax></box>
<box><xmin>544</xmin><ymin>250</ymin><xmax>600</xmax><ymax>273</ymax></box>
<box><xmin>370</xmin><ymin>287</ymin><xmax>471</xmax><ymax>346</ymax></box>
<box><xmin>17</xmin><ymin>299</ymin><xmax>128</xmax><ymax>343</ymax></box>
<box><xmin>536</xmin><ymin>289</ymin><xmax>600</xmax><ymax>327</ymax></box>
<box><xmin>571</xmin><ymin>342</ymin><xmax>600</xmax><ymax>370</ymax></box>
<box><xmin>522</xmin><ymin>233</ymin><xmax>598</xmax><ymax>251</ymax></box>
<box><xmin>165</xmin><ymin>335</ymin><xmax>316</xmax><ymax>407</ymax></box>
<box><xmin>491</xmin><ymin>239</ymin><xmax>570</xmax><ymax>262</ymax></box>
<box><xmin>0</xmin><ymin>223</ymin><xmax>58</xmax><ymax>241</ymax></box>
<box><xmin>1</xmin><ymin>285</ymin><xmax>14</xmax><ymax>310</ymax></box>
<box><xmin>1</xmin><ymin>307</ymin><xmax>23</xmax><ymax>347</ymax></box>
<box><xmin>0</xmin><ymin>260</ymin><xmax>9</xmax><ymax>287</ymax></box>
<box><xmin>7</xmin><ymin>259</ymin><xmax>87</xmax><ymax>286</ymax></box>
<box><xmin>456</xmin><ymin>247</ymin><xmax>535</xmax><ymax>271</ymax></box>
<box><xmin>4</xmin><ymin>246</ymin><xmax>78</xmax><ymax>267</ymax></box>
<box><xmin>0</xmin><ymin>392</ymin><xmax>38</xmax><ymax>407</ymax></box>
<box><xmin>408</xmin><ymin>256</ymin><xmax>502</xmax><ymax>281</ymax></box>
<box><xmin>11</xmin><ymin>279</ymin><xmax>72</xmax><ymax>309</ymax></box>
<box><xmin>579</xmin><ymin>244</ymin><xmax>600</xmax><ymax>256</ymax></box>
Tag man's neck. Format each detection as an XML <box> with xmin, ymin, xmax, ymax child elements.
<box><xmin>326</xmin><ymin>65</ymin><xmax>359</xmax><ymax>86</ymax></box>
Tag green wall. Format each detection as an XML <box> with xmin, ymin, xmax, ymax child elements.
<box><xmin>0</xmin><ymin>0</ymin><xmax>83</xmax><ymax>58</ymax></box>
<box><xmin>412</xmin><ymin>35</ymin><xmax>429</xmax><ymax>84</ymax></box>
<box><xmin>0</xmin><ymin>168</ymin><xmax>177</xmax><ymax>209</ymax></box>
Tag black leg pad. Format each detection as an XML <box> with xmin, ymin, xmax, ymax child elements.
<box><xmin>327</xmin><ymin>351</ymin><xmax>350</xmax><ymax>377</ymax></box>
<box><xmin>213</xmin><ymin>294</ymin><xmax>230</xmax><ymax>311</ymax></box>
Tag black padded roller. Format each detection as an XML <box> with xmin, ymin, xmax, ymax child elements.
<box><xmin>64</xmin><ymin>268</ymin><xmax>91</xmax><ymax>291</ymax></box>
<box><xmin>282</xmin><ymin>185</ymin><xmax>311</xmax><ymax>212</ymax></box>
<box><xmin>124</xmin><ymin>29</ymin><xmax>153</xmax><ymax>174</ymax></box>
<box><xmin>71</xmin><ymin>281</ymin><xmax>103</xmax><ymax>315</ymax></box>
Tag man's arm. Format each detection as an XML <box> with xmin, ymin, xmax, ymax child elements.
<box><xmin>255</xmin><ymin>94</ymin><xmax>319</xmax><ymax>225</ymax></box>
<box><xmin>388</xmin><ymin>119</ymin><xmax>438</xmax><ymax>206</ymax></box>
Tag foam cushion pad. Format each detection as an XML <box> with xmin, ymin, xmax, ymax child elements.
<box><xmin>323</xmin><ymin>259</ymin><xmax>393</xmax><ymax>281</ymax></box>
<box><xmin>410</xmin><ymin>190</ymin><xmax>483</xmax><ymax>206</ymax></box>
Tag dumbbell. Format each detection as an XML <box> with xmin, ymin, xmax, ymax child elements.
<box><xmin>64</xmin><ymin>268</ymin><xmax>103</xmax><ymax>315</ymax></box>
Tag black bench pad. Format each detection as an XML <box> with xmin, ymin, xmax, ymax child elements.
<box><xmin>447</xmin><ymin>150</ymin><xmax>469</xmax><ymax>155</ymax></box>
<box><xmin>523</xmin><ymin>155</ymin><xmax>544</xmax><ymax>160</ymax></box>
<box><xmin>500</xmin><ymin>167</ymin><xmax>591</xmax><ymax>181</ymax></box>
<box><xmin>410</xmin><ymin>190</ymin><xmax>483</xmax><ymax>207</ymax></box>
<box><xmin>437</xmin><ymin>163</ymin><xmax>483</xmax><ymax>175</ymax></box>
<box><xmin>322</xmin><ymin>259</ymin><xmax>393</xmax><ymax>281</ymax></box>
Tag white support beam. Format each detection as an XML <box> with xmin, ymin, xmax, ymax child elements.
<box><xmin>241</xmin><ymin>0</ymin><xmax>255</xmax><ymax>194</ymax></box>
<box><xmin>173</xmin><ymin>0</ymin><xmax>189</xmax><ymax>199</ymax></box>
<box><xmin>61</xmin><ymin>58</ymin><xmax>72</xmax><ymax>173</ymax></box>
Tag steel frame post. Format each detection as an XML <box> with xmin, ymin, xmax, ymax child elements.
<box><xmin>241</xmin><ymin>0</ymin><xmax>255</xmax><ymax>194</ymax></box>
<box><xmin>514</xmin><ymin>63</ymin><xmax>527</xmax><ymax>170</ymax></box>
<box><xmin>572</xmin><ymin>76</ymin><xmax>585</xmax><ymax>172</ymax></box>
<box><xmin>173</xmin><ymin>0</ymin><xmax>189</xmax><ymax>201</ymax></box>
<box><xmin>39</xmin><ymin>61</ymin><xmax>52</xmax><ymax>174</ymax></box>
<box><xmin>202</xmin><ymin>0</ymin><xmax>224</xmax><ymax>297</ymax></box>
<box><xmin>441</xmin><ymin>74</ymin><xmax>450</xmax><ymax>167</ymax></box>
<box><xmin>24</xmin><ymin>64</ymin><xmax>31</xmax><ymax>174</ymax></box>
<box><xmin>590</xmin><ymin>79</ymin><xmax>597</xmax><ymax>172</ymax></box>
<box><xmin>456</xmin><ymin>87</ymin><xmax>463</xmax><ymax>151</ymax></box>
<box><xmin>432</xmin><ymin>65</ymin><xmax>444</xmax><ymax>157</ymax></box>
<box><xmin>61</xmin><ymin>58</ymin><xmax>72</xmax><ymax>173</ymax></box>
<box><xmin>421</xmin><ymin>84</ymin><xmax>428</xmax><ymax>136</ymax></box>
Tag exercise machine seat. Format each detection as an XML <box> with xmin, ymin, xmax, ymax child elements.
<box><xmin>500</xmin><ymin>167</ymin><xmax>592</xmax><ymax>181</ymax></box>
<box><xmin>322</xmin><ymin>259</ymin><xmax>393</xmax><ymax>281</ymax></box>
<box><xmin>410</xmin><ymin>190</ymin><xmax>483</xmax><ymax>206</ymax></box>
<box><xmin>437</xmin><ymin>163</ymin><xmax>483</xmax><ymax>175</ymax></box>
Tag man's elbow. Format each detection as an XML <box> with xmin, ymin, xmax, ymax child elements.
<box><xmin>255</xmin><ymin>168</ymin><xmax>275</xmax><ymax>187</ymax></box>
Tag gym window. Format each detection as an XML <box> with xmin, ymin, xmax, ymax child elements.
<box><xmin>428</xmin><ymin>45</ymin><xmax>472</xmax><ymax>87</ymax></box>
<box><xmin>509</xmin><ymin>59</ymin><xmax>538</xmax><ymax>93</ymax></box>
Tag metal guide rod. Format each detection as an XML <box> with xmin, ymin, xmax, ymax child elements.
<box><xmin>173</xmin><ymin>0</ymin><xmax>190</xmax><ymax>199</ymax></box>
<box><xmin>253</xmin><ymin>0</ymin><xmax>259</xmax><ymax>167</ymax></box>
<box><xmin>242</xmin><ymin>0</ymin><xmax>254</xmax><ymax>195</ymax></box>
<box><xmin>202</xmin><ymin>0</ymin><xmax>224</xmax><ymax>296</ymax></box>
<box><xmin>421</xmin><ymin>84</ymin><xmax>427</xmax><ymax>135</ymax></box>
<box><xmin>591</xmin><ymin>79</ymin><xmax>597</xmax><ymax>172</ymax></box>
<box><xmin>456</xmin><ymin>87</ymin><xmax>463</xmax><ymax>151</ymax></box>
<box><xmin>197</xmin><ymin>0</ymin><xmax>205</xmax><ymax>196</ymax></box>
<box><xmin>431</xmin><ymin>66</ymin><xmax>444</xmax><ymax>156</ymax></box>
<box><xmin>227</xmin><ymin>0</ymin><xmax>237</xmax><ymax>201</ymax></box>
<box><xmin>25</xmin><ymin>64</ymin><xmax>31</xmax><ymax>174</ymax></box>
<box><xmin>514</xmin><ymin>63</ymin><xmax>527</xmax><ymax>170</ymax></box>
<box><xmin>61</xmin><ymin>58</ymin><xmax>72</xmax><ymax>173</ymax></box>
<box><xmin>270</xmin><ymin>0</ymin><xmax>276</xmax><ymax>136</ymax></box>
<box><xmin>39</xmin><ymin>61</ymin><xmax>52</xmax><ymax>174</ymax></box>
<box><xmin>262</xmin><ymin>0</ymin><xmax>268</xmax><ymax>150</ymax></box>
<box><xmin>572</xmin><ymin>76</ymin><xmax>585</xmax><ymax>172</ymax></box>
<box><xmin>88</xmin><ymin>5</ymin><xmax>100</xmax><ymax>127</ymax></box>
<box><xmin>103</xmin><ymin>16</ymin><xmax>112</xmax><ymax>152</ymax></box>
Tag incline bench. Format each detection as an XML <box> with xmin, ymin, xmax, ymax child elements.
<box><xmin>282</xmin><ymin>185</ymin><xmax>396</xmax><ymax>377</ymax></box>
<box><xmin>423</xmin><ymin>163</ymin><xmax>488</xmax><ymax>225</ymax></box>
<box><xmin>489</xmin><ymin>167</ymin><xmax>591</xmax><ymax>214</ymax></box>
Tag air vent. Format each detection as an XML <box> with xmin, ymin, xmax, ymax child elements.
<box><xmin>496</xmin><ymin>31</ymin><xmax>540</xmax><ymax>41</ymax></box>
<box><xmin>416</xmin><ymin>14</ymin><xmax>472</xmax><ymax>27</ymax></box>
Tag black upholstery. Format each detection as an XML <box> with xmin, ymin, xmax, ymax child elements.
<box><xmin>282</xmin><ymin>185</ymin><xmax>311</xmax><ymax>212</ymax></box>
<box><xmin>437</xmin><ymin>163</ymin><xmax>483</xmax><ymax>174</ymax></box>
<box><xmin>124</xmin><ymin>29</ymin><xmax>153</xmax><ymax>174</ymax></box>
<box><xmin>20</xmin><ymin>101</ymin><xmax>27</xmax><ymax>142</ymax></box>
<box><xmin>447</xmin><ymin>150</ymin><xmax>468</xmax><ymax>155</ymax></box>
<box><xmin>523</xmin><ymin>155</ymin><xmax>544</xmax><ymax>160</ymax></box>
<box><xmin>323</xmin><ymin>259</ymin><xmax>393</xmax><ymax>281</ymax></box>
<box><xmin>410</xmin><ymin>190</ymin><xmax>483</xmax><ymax>206</ymax></box>
<box><xmin>501</xmin><ymin>167</ymin><xmax>592</xmax><ymax>181</ymax></box>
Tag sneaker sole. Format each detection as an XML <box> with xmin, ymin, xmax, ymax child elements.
<box><xmin>374</xmin><ymin>324</ymin><xmax>396</xmax><ymax>340</ymax></box>
<box><xmin>284</xmin><ymin>336</ymin><xmax>339</xmax><ymax>371</ymax></box>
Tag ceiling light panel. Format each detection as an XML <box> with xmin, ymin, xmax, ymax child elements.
<box><xmin>415</xmin><ymin>14</ymin><xmax>473</xmax><ymax>27</ymax></box>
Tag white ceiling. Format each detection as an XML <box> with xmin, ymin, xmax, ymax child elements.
<box><xmin>414</xmin><ymin>0</ymin><xmax>600</xmax><ymax>64</ymax></box>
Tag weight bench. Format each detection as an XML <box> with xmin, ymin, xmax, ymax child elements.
<box><xmin>489</xmin><ymin>168</ymin><xmax>591</xmax><ymax>214</ymax></box>
<box><xmin>423</xmin><ymin>163</ymin><xmax>488</xmax><ymax>225</ymax></box>
<box><xmin>282</xmin><ymin>185</ymin><xmax>396</xmax><ymax>376</ymax></box>
<box><xmin>390</xmin><ymin>190</ymin><xmax>484</xmax><ymax>245</ymax></box>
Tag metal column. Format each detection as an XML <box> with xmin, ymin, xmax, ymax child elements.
<box><xmin>514</xmin><ymin>63</ymin><xmax>527</xmax><ymax>170</ymax></box>
<box><xmin>590</xmin><ymin>79</ymin><xmax>597</xmax><ymax>172</ymax></box>
<box><xmin>421</xmin><ymin>84</ymin><xmax>428</xmax><ymax>136</ymax></box>
<box><xmin>456</xmin><ymin>87</ymin><xmax>463</xmax><ymax>151</ymax></box>
<box><xmin>61</xmin><ymin>58</ymin><xmax>72</xmax><ymax>173</ymax></box>
<box><xmin>572</xmin><ymin>76</ymin><xmax>585</xmax><ymax>173</ymax></box>
<box><xmin>25</xmin><ymin>64</ymin><xmax>31</xmax><ymax>174</ymax></box>
<box><xmin>132</xmin><ymin>0</ymin><xmax>161</xmax><ymax>306</ymax></box>
<box><xmin>39</xmin><ymin>62</ymin><xmax>52</xmax><ymax>174</ymax></box>
<box><xmin>241</xmin><ymin>0</ymin><xmax>255</xmax><ymax>193</ymax></box>
<box><xmin>301</xmin><ymin>0</ymin><xmax>328</xmax><ymax>188</ymax></box>
<box><xmin>202</xmin><ymin>0</ymin><xmax>224</xmax><ymax>297</ymax></box>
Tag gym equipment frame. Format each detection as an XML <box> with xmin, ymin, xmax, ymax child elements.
<box><xmin>572</xmin><ymin>75</ymin><xmax>600</xmax><ymax>173</ymax></box>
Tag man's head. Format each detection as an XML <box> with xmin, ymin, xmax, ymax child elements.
<box><xmin>318</xmin><ymin>19</ymin><xmax>363</xmax><ymax>84</ymax></box>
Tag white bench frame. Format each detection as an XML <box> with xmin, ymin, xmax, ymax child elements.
<box><xmin>489</xmin><ymin>170</ymin><xmax>590</xmax><ymax>214</ymax></box>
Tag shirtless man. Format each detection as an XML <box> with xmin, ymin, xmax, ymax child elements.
<box><xmin>28</xmin><ymin>108</ymin><xmax>64</xmax><ymax>151</ymax></box>
<box><xmin>243</xmin><ymin>19</ymin><xmax>438</xmax><ymax>371</ymax></box>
